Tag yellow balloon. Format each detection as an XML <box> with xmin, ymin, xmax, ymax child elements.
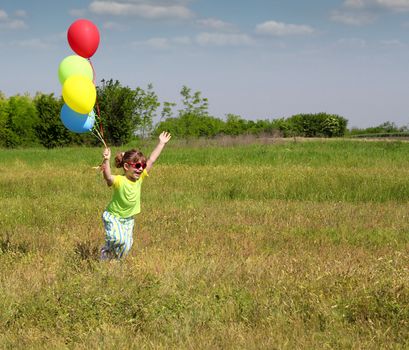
<box><xmin>62</xmin><ymin>75</ymin><xmax>96</xmax><ymax>114</ymax></box>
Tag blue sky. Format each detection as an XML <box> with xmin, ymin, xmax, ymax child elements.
<box><xmin>1</xmin><ymin>0</ymin><xmax>409</xmax><ymax>128</ymax></box>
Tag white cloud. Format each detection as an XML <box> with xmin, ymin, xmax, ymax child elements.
<box><xmin>172</xmin><ymin>36</ymin><xmax>191</xmax><ymax>45</ymax></box>
<box><xmin>11</xmin><ymin>32</ymin><xmax>64</xmax><ymax>49</ymax></box>
<box><xmin>332</xmin><ymin>37</ymin><xmax>406</xmax><ymax>50</ymax></box>
<box><xmin>14</xmin><ymin>10</ymin><xmax>27</xmax><ymax>17</ymax></box>
<box><xmin>255</xmin><ymin>21</ymin><xmax>315</xmax><ymax>36</ymax></box>
<box><xmin>0</xmin><ymin>19</ymin><xmax>27</xmax><ymax>30</ymax></box>
<box><xmin>330</xmin><ymin>10</ymin><xmax>376</xmax><ymax>25</ymax></box>
<box><xmin>113</xmin><ymin>0</ymin><xmax>191</xmax><ymax>3</ymax></box>
<box><xmin>4</xmin><ymin>19</ymin><xmax>26</xmax><ymax>29</ymax></box>
<box><xmin>0</xmin><ymin>10</ymin><xmax>8</xmax><ymax>20</ymax></box>
<box><xmin>344</xmin><ymin>0</ymin><xmax>409</xmax><ymax>11</ymax></box>
<box><xmin>103</xmin><ymin>21</ymin><xmax>127</xmax><ymax>30</ymax></box>
<box><xmin>89</xmin><ymin>1</ymin><xmax>193</xmax><ymax>19</ymax></box>
<box><xmin>196</xmin><ymin>32</ymin><xmax>254</xmax><ymax>46</ymax></box>
<box><xmin>379</xmin><ymin>38</ymin><xmax>406</xmax><ymax>47</ymax></box>
<box><xmin>344</xmin><ymin>0</ymin><xmax>370</xmax><ymax>8</ymax></box>
<box><xmin>138</xmin><ymin>35</ymin><xmax>191</xmax><ymax>49</ymax></box>
<box><xmin>140</xmin><ymin>32</ymin><xmax>253</xmax><ymax>49</ymax></box>
<box><xmin>0</xmin><ymin>9</ymin><xmax>27</xmax><ymax>29</ymax></box>
<box><xmin>197</xmin><ymin>18</ymin><xmax>236</xmax><ymax>32</ymax></box>
<box><xmin>13</xmin><ymin>38</ymin><xmax>50</xmax><ymax>49</ymax></box>
<box><xmin>335</xmin><ymin>37</ymin><xmax>368</xmax><ymax>48</ymax></box>
<box><xmin>145</xmin><ymin>37</ymin><xmax>170</xmax><ymax>49</ymax></box>
<box><xmin>333</xmin><ymin>0</ymin><xmax>409</xmax><ymax>26</ymax></box>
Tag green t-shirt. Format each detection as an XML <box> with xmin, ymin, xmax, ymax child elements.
<box><xmin>106</xmin><ymin>170</ymin><xmax>148</xmax><ymax>218</ymax></box>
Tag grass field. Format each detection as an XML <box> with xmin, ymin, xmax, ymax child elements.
<box><xmin>1</xmin><ymin>138</ymin><xmax>409</xmax><ymax>349</ymax></box>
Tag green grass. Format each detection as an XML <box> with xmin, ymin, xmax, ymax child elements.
<box><xmin>1</xmin><ymin>139</ymin><xmax>409</xmax><ymax>349</ymax></box>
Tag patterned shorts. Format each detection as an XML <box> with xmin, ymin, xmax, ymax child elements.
<box><xmin>101</xmin><ymin>210</ymin><xmax>135</xmax><ymax>260</ymax></box>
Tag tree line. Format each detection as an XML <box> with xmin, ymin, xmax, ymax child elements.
<box><xmin>2</xmin><ymin>79</ymin><xmax>396</xmax><ymax>149</ymax></box>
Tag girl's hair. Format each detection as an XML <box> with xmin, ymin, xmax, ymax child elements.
<box><xmin>114</xmin><ymin>149</ymin><xmax>147</xmax><ymax>168</ymax></box>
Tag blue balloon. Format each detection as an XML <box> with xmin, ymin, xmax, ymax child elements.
<box><xmin>60</xmin><ymin>104</ymin><xmax>95</xmax><ymax>133</ymax></box>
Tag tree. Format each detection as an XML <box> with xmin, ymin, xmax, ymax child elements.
<box><xmin>223</xmin><ymin>114</ymin><xmax>247</xmax><ymax>135</ymax></box>
<box><xmin>34</xmin><ymin>94</ymin><xmax>72</xmax><ymax>148</ymax></box>
<box><xmin>97</xmin><ymin>79</ymin><xmax>138</xmax><ymax>146</ymax></box>
<box><xmin>159</xmin><ymin>101</ymin><xmax>176</xmax><ymax>122</ymax></box>
<box><xmin>5</xmin><ymin>94</ymin><xmax>40</xmax><ymax>148</ymax></box>
<box><xmin>179</xmin><ymin>85</ymin><xmax>208</xmax><ymax>117</ymax></box>
<box><xmin>321</xmin><ymin>114</ymin><xmax>347</xmax><ymax>137</ymax></box>
<box><xmin>153</xmin><ymin>86</ymin><xmax>225</xmax><ymax>138</ymax></box>
<box><xmin>134</xmin><ymin>84</ymin><xmax>160</xmax><ymax>139</ymax></box>
<box><xmin>286</xmin><ymin>113</ymin><xmax>347</xmax><ymax>137</ymax></box>
<box><xmin>0</xmin><ymin>94</ymin><xmax>8</xmax><ymax>148</ymax></box>
<box><xmin>97</xmin><ymin>79</ymin><xmax>160</xmax><ymax>145</ymax></box>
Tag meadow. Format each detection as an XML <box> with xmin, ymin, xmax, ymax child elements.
<box><xmin>1</xmin><ymin>138</ymin><xmax>408</xmax><ymax>349</ymax></box>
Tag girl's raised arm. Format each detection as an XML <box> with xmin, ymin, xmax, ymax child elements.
<box><xmin>146</xmin><ymin>131</ymin><xmax>171</xmax><ymax>173</ymax></box>
<box><xmin>102</xmin><ymin>147</ymin><xmax>114</xmax><ymax>186</ymax></box>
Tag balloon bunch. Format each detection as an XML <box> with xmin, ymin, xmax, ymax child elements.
<box><xmin>58</xmin><ymin>19</ymin><xmax>106</xmax><ymax>146</ymax></box>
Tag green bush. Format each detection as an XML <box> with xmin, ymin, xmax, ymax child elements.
<box><xmin>34</xmin><ymin>94</ymin><xmax>71</xmax><ymax>149</ymax></box>
<box><xmin>4</xmin><ymin>95</ymin><xmax>41</xmax><ymax>148</ymax></box>
<box><xmin>286</xmin><ymin>113</ymin><xmax>347</xmax><ymax>137</ymax></box>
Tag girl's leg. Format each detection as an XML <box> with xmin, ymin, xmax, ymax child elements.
<box><xmin>101</xmin><ymin>211</ymin><xmax>126</xmax><ymax>260</ymax></box>
<box><xmin>119</xmin><ymin>218</ymin><xmax>135</xmax><ymax>258</ymax></box>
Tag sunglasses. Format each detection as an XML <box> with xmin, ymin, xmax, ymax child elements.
<box><xmin>127</xmin><ymin>162</ymin><xmax>146</xmax><ymax>170</ymax></box>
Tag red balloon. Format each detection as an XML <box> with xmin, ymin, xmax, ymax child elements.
<box><xmin>67</xmin><ymin>19</ymin><xmax>100</xmax><ymax>58</ymax></box>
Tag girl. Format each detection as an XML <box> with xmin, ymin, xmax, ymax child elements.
<box><xmin>100</xmin><ymin>131</ymin><xmax>171</xmax><ymax>260</ymax></box>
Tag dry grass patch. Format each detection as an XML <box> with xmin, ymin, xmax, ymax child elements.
<box><xmin>1</xmin><ymin>141</ymin><xmax>409</xmax><ymax>348</ymax></box>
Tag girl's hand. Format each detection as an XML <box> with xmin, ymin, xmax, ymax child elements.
<box><xmin>159</xmin><ymin>131</ymin><xmax>171</xmax><ymax>144</ymax></box>
<box><xmin>103</xmin><ymin>147</ymin><xmax>111</xmax><ymax>160</ymax></box>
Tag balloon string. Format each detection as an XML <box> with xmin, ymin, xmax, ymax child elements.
<box><xmin>87</xmin><ymin>58</ymin><xmax>108</xmax><ymax>171</ymax></box>
<box><xmin>91</xmin><ymin>126</ymin><xmax>108</xmax><ymax>171</ymax></box>
<box><xmin>88</xmin><ymin>58</ymin><xmax>106</xmax><ymax>145</ymax></box>
<box><xmin>93</xmin><ymin>124</ymin><xmax>107</xmax><ymax>148</ymax></box>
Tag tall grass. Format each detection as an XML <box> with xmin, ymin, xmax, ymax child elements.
<box><xmin>1</xmin><ymin>139</ymin><xmax>409</xmax><ymax>349</ymax></box>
